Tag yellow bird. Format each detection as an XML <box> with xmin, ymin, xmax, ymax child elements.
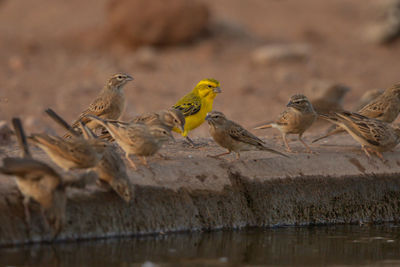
<box><xmin>172</xmin><ymin>78</ymin><xmax>222</xmax><ymax>146</ymax></box>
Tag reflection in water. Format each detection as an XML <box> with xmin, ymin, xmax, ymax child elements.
<box><xmin>1</xmin><ymin>224</ymin><xmax>400</xmax><ymax>266</ymax></box>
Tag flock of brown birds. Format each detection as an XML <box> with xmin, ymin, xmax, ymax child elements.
<box><xmin>1</xmin><ymin>72</ymin><xmax>399</xmax><ymax>238</ymax></box>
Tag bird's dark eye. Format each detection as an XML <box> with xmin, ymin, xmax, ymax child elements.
<box><xmin>208</xmin><ymin>85</ymin><xmax>212</xmax><ymax>88</ymax></box>
<box><xmin>117</xmin><ymin>75</ymin><xmax>123</xmax><ymax>79</ymax></box>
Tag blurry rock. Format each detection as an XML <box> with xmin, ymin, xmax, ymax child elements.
<box><xmin>8</xmin><ymin>56</ymin><xmax>24</xmax><ymax>72</ymax></box>
<box><xmin>0</xmin><ymin>121</ymin><xmax>13</xmax><ymax>146</ymax></box>
<box><xmin>134</xmin><ymin>46</ymin><xmax>157</xmax><ymax>69</ymax></box>
<box><xmin>211</xmin><ymin>20</ymin><xmax>255</xmax><ymax>42</ymax></box>
<box><xmin>305</xmin><ymin>80</ymin><xmax>350</xmax><ymax>114</ymax></box>
<box><xmin>365</xmin><ymin>0</ymin><xmax>400</xmax><ymax>44</ymax></box>
<box><xmin>251</xmin><ymin>44</ymin><xmax>310</xmax><ymax>65</ymax></box>
<box><xmin>353</xmin><ymin>89</ymin><xmax>384</xmax><ymax>111</ymax></box>
<box><xmin>106</xmin><ymin>0</ymin><xmax>210</xmax><ymax>47</ymax></box>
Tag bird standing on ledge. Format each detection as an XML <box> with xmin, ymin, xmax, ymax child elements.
<box><xmin>254</xmin><ymin>94</ymin><xmax>317</xmax><ymax>153</ymax></box>
<box><xmin>206</xmin><ymin>111</ymin><xmax>288</xmax><ymax>159</ymax></box>
<box><xmin>64</xmin><ymin>73</ymin><xmax>133</xmax><ymax>138</ymax></box>
<box><xmin>172</xmin><ymin>78</ymin><xmax>221</xmax><ymax>146</ymax></box>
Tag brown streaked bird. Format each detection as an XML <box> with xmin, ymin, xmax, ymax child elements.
<box><xmin>87</xmin><ymin>115</ymin><xmax>174</xmax><ymax>170</ymax></box>
<box><xmin>254</xmin><ymin>94</ymin><xmax>317</xmax><ymax>153</ymax></box>
<box><xmin>29</xmin><ymin>114</ymin><xmax>107</xmax><ymax>170</ymax></box>
<box><xmin>353</xmin><ymin>89</ymin><xmax>384</xmax><ymax>111</ymax></box>
<box><xmin>313</xmin><ymin>83</ymin><xmax>400</xmax><ymax>143</ymax></box>
<box><xmin>0</xmin><ymin>118</ymin><xmax>66</xmax><ymax>235</ymax></box>
<box><xmin>319</xmin><ymin>111</ymin><xmax>400</xmax><ymax>160</ymax></box>
<box><xmin>46</xmin><ymin>109</ymin><xmax>133</xmax><ymax>203</ymax></box>
<box><xmin>305</xmin><ymin>80</ymin><xmax>350</xmax><ymax>115</ymax></box>
<box><xmin>205</xmin><ymin>111</ymin><xmax>288</xmax><ymax>159</ymax></box>
<box><xmin>92</xmin><ymin>146</ymin><xmax>132</xmax><ymax>202</ymax></box>
<box><xmin>99</xmin><ymin>108</ymin><xmax>185</xmax><ymax>142</ymax></box>
<box><xmin>29</xmin><ymin>133</ymin><xmax>106</xmax><ymax>171</ymax></box>
<box><xmin>63</xmin><ymin>73</ymin><xmax>133</xmax><ymax>138</ymax></box>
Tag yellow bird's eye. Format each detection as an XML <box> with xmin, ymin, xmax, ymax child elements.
<box><xmin>208</xmin><ymin>85</ymin><xmax>212</xmax><ymax>88</ymax></box>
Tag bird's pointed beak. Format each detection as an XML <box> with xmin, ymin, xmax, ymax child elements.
<box><xmin>213</xmin><ymin>87</ymin><xmax>222</xmax><ymax>93</ymax></box>
<box><xmin>126</xmin><ymin>75</ymin><xmax>134</xmax><ymax>81</ymax></box>
<box><xmin>205</xmin><ymin>113</ymin><xmax>211</xmax><ymax>121</ymax></box>
<box><xmin>286</xmin><ymin>101</ymin><xmax>293</xmax><ymax>108</ymax></box>
<box><xmin>179</xmin><ymin>124</ymin><xmax>185</xmax><ymax>133</ymax></box>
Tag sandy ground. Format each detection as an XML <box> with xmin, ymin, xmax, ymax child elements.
<box><xmin>1</xmin><ymin>0</ymin><xmax>400</xmax><ymax>139</ymax></box>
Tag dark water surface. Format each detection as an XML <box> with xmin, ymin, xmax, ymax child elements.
<box><xmin>1</xmin><ymin>224</ymin><xmax>400</xmax><ymax>266</ymax></box>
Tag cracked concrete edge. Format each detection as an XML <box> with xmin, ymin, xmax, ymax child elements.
<box><xmin>1</xmin><ymin>170</ymin><xmax>400</xmax><ymax>247</ymax></box>
<box><xmin>1</xmin><ymin>137</ymin><xmax>400</xmax><ymax>246</ymax></box>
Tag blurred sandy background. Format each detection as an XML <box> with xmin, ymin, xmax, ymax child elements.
<box><xmin>1</xmin><ymin>0</ymin><xmax>400</xmax><ymax>137</ymax></box>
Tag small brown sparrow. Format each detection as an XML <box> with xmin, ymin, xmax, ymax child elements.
<box><xmin>46</xmin><ymin>108</ymin><xmax>133</xmax><ymax>202</ymax></box>
<box><xmin>319</xmin><ymin>111</ymin><xmax>400</xmax><ymax>160</ymax></box>
<box><xmin>0</xmin><ymin>118</ymin><xmax>66</xmax><ymax>235</ymax></box>
<box><xmin>99</xmin><ymin>108</ymin><xmax>185</xmax><ymax>142</ymax></box>
<box><xmin>87</xmin><ymin>115</ymin><xmax>174</xmax><ymax>170</ymax></box>
<box><xmin>255</xmin><ymin>94</ymin><xmax>317</xmax><ymax>153</ymax></box>
<box><xmin>205</xmin><ymin>111</ymin><xmax>287</xmax><ymax>159</ymax></box>
<box><xmin>313</xmin><ymin>83</ymin><xmax>400</xmax><ymax>143</ymax></box>
<box><xmin>64</xmin><ymin>73</ymin><xmax>133</xmax><ymax>138</ymax></box>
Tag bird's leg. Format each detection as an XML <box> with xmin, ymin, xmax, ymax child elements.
<box><xmin>139</xmin><ymin>156</ymin><xmax>149</xmax><ymax>167</ymax></box>
<box><xmin>361</xmin><ymin>145</ymin><xmax>372</xmax><ymax>159</ymax></box>
<box><xmin>235</xmin><ymin>152</ymin><xmax>241</xmax><ymax>160</ymax></box>
<box><xmin>282</xmin><ymin>133</ymin><xmax>293</xmax><ymax>153</ymax></box>
<box><xmin>207</xmin><ymin>150</ymin><xmax>231</xmax><ymax>158</ymax></box>
<box><xmin>298</xmin><ymin>134</ymin><xmax>314</xmax><ymax>154</ymax></box>
<box><xmin>23</xmin><ymin>197</ymin><xmax>31</xmax><ymax>226</ymax></box>
<box><xmin>185</xmin><ymin>136</ymin><xmax>196</xmax><ymax>147</ymax></box>
<box><xmin>373</xmin><ymin>150</ymin><xmax>386</xmax><ymax>162</ymax></box>
<box><xmin>125</xmin><ymin>153</ymin><xmax>137</xmax><ymax>170</ymax></box>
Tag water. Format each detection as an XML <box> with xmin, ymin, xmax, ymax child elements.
<box><xmin>1</xmin><ymin>224</ymin><xmax>400</xmax><ymax>266</ymax></box>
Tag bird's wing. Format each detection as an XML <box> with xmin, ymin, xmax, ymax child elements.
<box><xmin>275</xmin><ymin>109</ymin><xmax>291</xmax><ymax>126</ymax></box>
<box><xmin>0</xmin><ymin>157</ymin><xmax>59</xmax><ymax>180</ymax></box>
<box><xmin>228</xmin><ymin>121</ymin><xmax>265</xmax><ymax>146</ymax></box>
<box><xmin>132</xmin><ymin>112</ymin><xmax>159</xmax><ymax>125</ymax></box>
<box><xmin>358</xmin><ymin>96</ymin><xmax>387</xmax><ymax>119</ymax></box>
<box><xmin>32</xmin><ymin>135</ymin><xmax>92</xmax><ymax>165</ymax></box>
<box><xmin>172</xmin><ymin>93</ymin><xmax>201</xmax><ymax>117</ymax></box>
<box><xmin>72</xmin><ymin>94</ymin><xmax>114</xmax><ymax>126</ymax></box>
<box><xmin>336</xmin><ymin>112</ymin><xmax>384</xmax><ymax>146</ymax></box>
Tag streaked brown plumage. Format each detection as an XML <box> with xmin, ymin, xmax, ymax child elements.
<box><xmin>319</xmin><ymin>111</ymin><xmax>400</xmax><ymax>159</ymax></box>
<box><xmin>87</xmin><ymin>115</ymin><xmax>174</xmax><ymax>170</ymax></box>
<box><xmin>46</xmin><ymin>108</ymin><xmax>133</xmax><ymax>202</ymax></box>
<box><xmin>0</xmin><ymin>118</ymin><xmax>66</xmax><ymax>235</ymax></box>
<box><xmin>205</xmin><ymin>111</ymin><xmax>287</xmax><ymax>159</ymax></box>
<box><xmin>313</xmin><ymin>83</ymin><xmax>400</xmax><ymax>143</ymax></box>
<box><xmin>28</xmin><ymin>133</ymin><xmax>106</xmax><ymax>171</ymax></box>
<box><xmin>92</xmin><ymin>146</ymin><xmax>132</xmax><ymax>202</ymax></box>
<box><xmin>64</xmin><ymin>73</ymin><xmax>133</xmax><ymax>138</ymax></box>
<box><xmin>254</xmin><ymin>94</ymin><xmax>317</xmax><ymax>153</ymax></box>
<box><xmin>99</xmin><ymin>108</ymin><xmax>185</xmax><ymax>142</ymax></box>
<box><xmin>353</xmin><ymin>89</ymin><xmax>384</xmax><ymax>111</ymax></box>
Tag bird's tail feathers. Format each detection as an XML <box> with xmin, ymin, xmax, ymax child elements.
<box><xmin>45</xmin><ymin>108</ymin><xmax>80</xmax><ymax>138</ymax></box>
<box><xmin>260</xmin><ymin>145</ymin><xmax>289</xmax><ymax>158</ymax></box>
<box><xmin>11</xmin><ymin>118</ymin><xmax>31</xmax><ymax>158</ymax></box>
<box><xmin>254</xmin><ymin>124</ymin><xmax>273</xmax><ymax>130</ymax></box>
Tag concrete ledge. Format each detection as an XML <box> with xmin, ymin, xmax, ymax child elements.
<box><xmin>1</xmin><ymin>135</ymin><xmax>400</xmax><ymax>246</ymax></box>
